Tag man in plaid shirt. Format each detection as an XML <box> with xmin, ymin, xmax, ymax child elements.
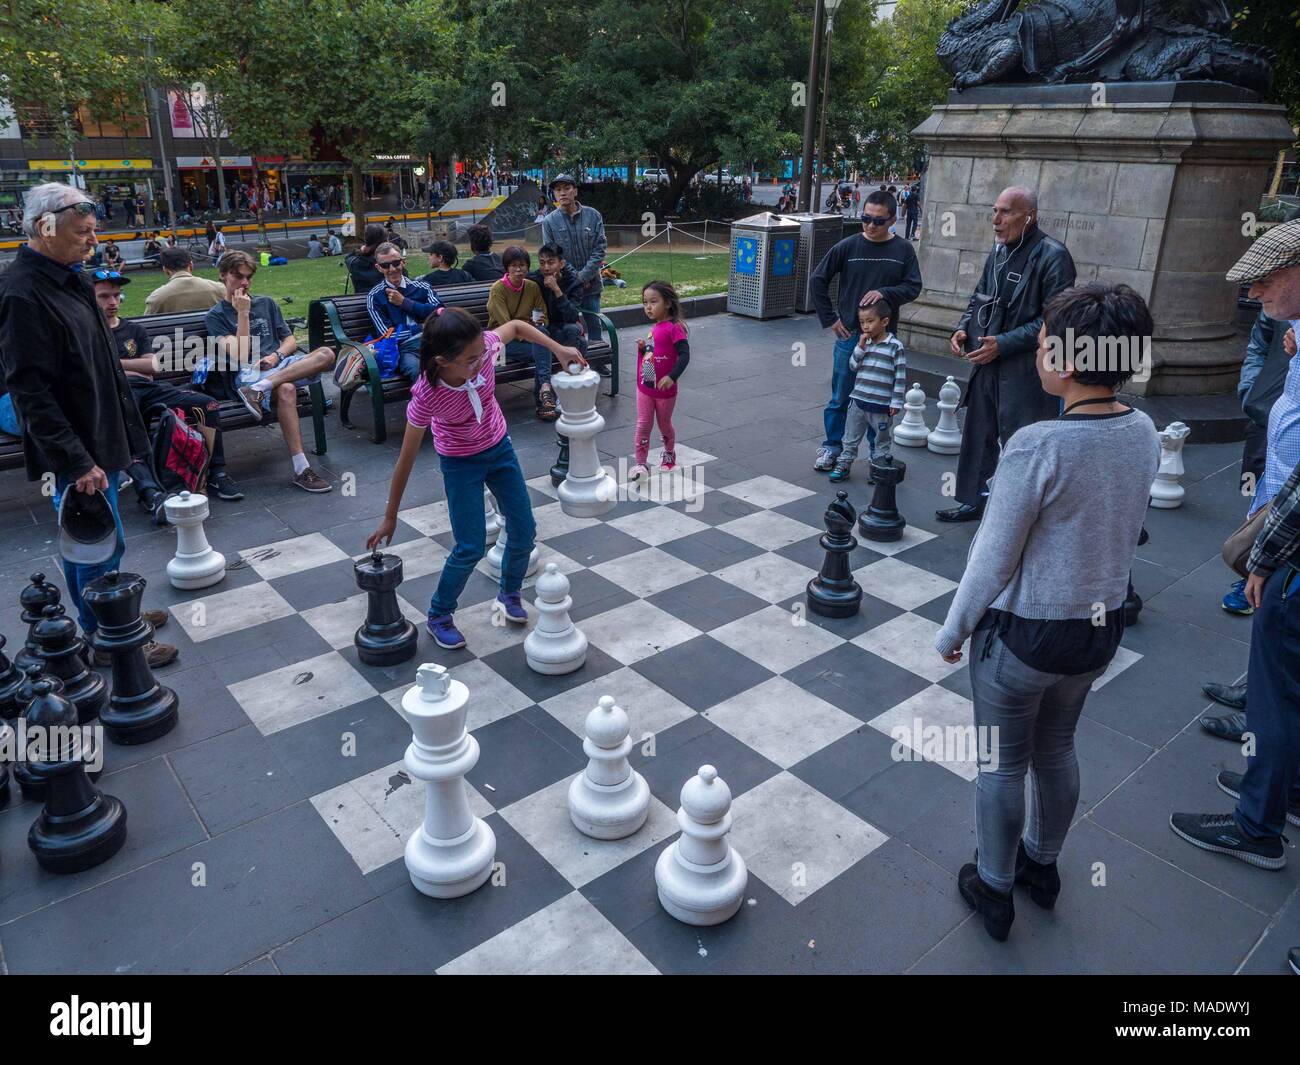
<box><xmin>1172</xmin><ymin>222</ymin><xmax>1300</xmax><ymax>977</ymax></box>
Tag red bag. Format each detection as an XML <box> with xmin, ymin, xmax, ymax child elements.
<box><xmin>151</xmin><ymin>407</ymin><xmax>210</xmax><ymax>494</ymax></box>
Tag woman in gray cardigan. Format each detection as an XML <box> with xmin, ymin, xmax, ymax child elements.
<box><xmin>935</xmin><ymin>283</ymin><xmax>1161</xmax><ymax>941</ymax></box>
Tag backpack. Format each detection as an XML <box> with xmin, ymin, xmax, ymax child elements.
<box><xmin>151</xmin><ymin>407</ymin><xmax>210</xmax><ymax>495</ymax></box>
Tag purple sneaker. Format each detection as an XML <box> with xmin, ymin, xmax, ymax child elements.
<box><xmin>497</xmin><ymin>593</ymin><xmax>528</xmax><ymax>624</ymax></box>
<box><xmin>427</xmin><ymin>614</ymin><xmax>467</xmax><ymax>649</ymax></box>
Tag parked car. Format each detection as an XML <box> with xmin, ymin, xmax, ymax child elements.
<box><xmin>703</xmin><ymin>169</ymin><xmax>742</xmax><ymax>186</ymax></box>
<box><xmin>641</xmin><ymin>168</ymin><xmax>671</xmax><ymax>185</ymax></box>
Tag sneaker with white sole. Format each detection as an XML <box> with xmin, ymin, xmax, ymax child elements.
<box><xmin>1169</xmin><ymin>811</ymin><xmax>1287</xmax><ymax>870</ymax></box>
<box><xmin>1216</xmin><ymin>769</ymin><xmax>1300</xmax><ymax>828</ymax></box>
<box><xmin>814</xmin><ymin>446</ymin><xmax>838</xmax><ymax>472</ymax></box>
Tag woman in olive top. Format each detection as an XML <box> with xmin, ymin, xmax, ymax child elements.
<box><xmin>486</xmin><ymin>246</ymin><xmax>557</xmax><ymax>420</ymax></box>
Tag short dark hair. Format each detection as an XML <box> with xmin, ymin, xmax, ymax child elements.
<box><xmin>426</xmin><ymin>240</ymin><xmax>458</xmax><ymax>266</ymax></box>
<box><xmin>538</xmin><ymin>243</ymin><xmax>565</xmax><ymax>260</ymax></box>
<box><xmin>1042</xmin><ymin>283</ymin><xmax>1153</xmax><ymax>389</ymax></box>
<box><xmin>864</xmin><ymin>190</ymin><xmax>896</xmax><ymax>217</ymax></box>
<box><xmin>159</xmin><ymin>247</ymin><xmax>193</xmax><ymax>272</ymax></box>
<box><xmin>501</xmin><ymin>245</ymin><xmax>530</xmax><ymax>269</ymax></box>
<box><xmin>467</xmin><ymin>224</ymin><xmax>493</xmax><ymax>253</ymax></box>
<box><xmin>858</xmin><ymin>298</ymin><xmax>893</xmax><ymax>326</ymax></box>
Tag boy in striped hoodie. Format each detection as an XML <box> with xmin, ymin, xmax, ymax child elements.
<box><xmin>830</xmin><ymin>299</ymin><xmax>906</xmax><ymax>482</ymax></box>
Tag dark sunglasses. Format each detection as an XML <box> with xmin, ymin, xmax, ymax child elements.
<box><xmin>53</xmin><ymin>201</ymin><xmax>97</xmax><ymax>219</ymax></box>
<box><xmin>377</xmin><ymin>259</ymin><xmax>404</xmax><ymax>270</ymax></box>
<box><xmin>91</xmin><ymin>269</ymin><xmax>125</xmax><ymax>283</ymax></box>
<box><xmin>862</xmin><ymin>215</ymin><xmax>893</xmax><ymax>226</ymax></box>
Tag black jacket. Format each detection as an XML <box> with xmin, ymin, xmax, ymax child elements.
<box><xmin>463</xmin><ymin>252</ymin><xmax>504</xmax><ymax>282</ymax></box>
<box><xmin>346</xmin><ymin>250</ymin><xmax>384</xmax><ymax>293</ymax></box>
<box><xmin>956</xmin><ymin>226</ymin><xmax>1077</xmax><ymax>437</ymax></box>
<box><xmin>0</xmin><ymin>245</ymin><xmax>149</xmax><ymax>481</ymax></box>
<box><xmin>526</xmin><ymin>264</ymin><xmax>583</xmax><ymax>327</ymax></box>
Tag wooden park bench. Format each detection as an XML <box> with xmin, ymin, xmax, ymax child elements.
<box><xmin>307</xmin><ymin>282</ymin><xmax>619</xmax><ymax>444</ymax></box>
<box><xmin>0</xmin><ymin>308</ymin><xmax>328</xmax><ymax>473</ymax></box>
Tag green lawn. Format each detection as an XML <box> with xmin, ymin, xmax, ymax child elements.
<box><xmin>118</xmin><ymin>249</ymin><xmax>730</xmax><ymax>320</ymax></box>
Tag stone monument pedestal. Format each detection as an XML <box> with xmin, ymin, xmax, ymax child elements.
<box><xmin>897</xmin><ymin>83</ymin><xmax>1294</xmax><ymax>398</ymax></box>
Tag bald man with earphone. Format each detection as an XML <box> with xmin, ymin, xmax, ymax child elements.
<box><xmin>0</xmin><ymin>182</ymin><xmax>165</xmax><ymax>646</ymax></box>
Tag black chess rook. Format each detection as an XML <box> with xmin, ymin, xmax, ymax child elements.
<box><xmin>859</xmin><ymin>456</ymin><xmax>907</xmax><ymax>542</ymax></box>
<box><xmin>83</xmin><ymin>572</ymin><xmax>180</xmax><ymax>745</ymax></box>
<box><xmin>354</xmin><ymin>551</ymin><xmax>418</xmax><ymax>666</ymax></box>
<box><xmin>25</xmin><ymin>680</ymin><xmax>128</xmax><ymax>875</ymax></box>
<box><xmin>806</xmin><ymin>490</ymin><xmax>863</xmax><ymax>618</ymax></box>
<box><xmin>550</xmin><ymin>432</ymin><xmax>570</xmax><ymax>486</ymax></box>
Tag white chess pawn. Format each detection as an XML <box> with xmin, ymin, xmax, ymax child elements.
<box><xmin>524</xmin><ymin>563</ymin><xmax>587</xmax><ymax>675</ymax></box>
<box><xmin>164</xmin><ymin>491</ymin><xmax>225</xmax><ymax>589</ymax></box>
<box><xmin>399</xmin><ymin>663</ymin><xmax>496</xmax><ymax>899</ymax></box>
<box><xmin>553</xmin><ymin>362</ymin><xmax>616</xmax><ymax>517</ymax></box>
<box><xmin>893</xmin><ymin>382</ymin><xmax>930</xmax><ymax>447</ymax></box>
<box><xmin>1150</xmin><ymin>421</ymin><xmax>1191</xmax><ymax>509</ymax></box>
<box><xmin>485</xmin><ymin>523</ymin><xmax>539</xmax><ymax>581</ymax></box>
<box><xmin>484</xmin><ymin>488</ymin><xmax>501</xmax><ymax>546</ymax></box>
<box><xmin>655</xmin><ymin>765</ymin><xmax>747</xmax><ymax>926</ymax></box>
<box><xmin>568</xmin><ymin>695</ymin><xmax>650</xmax><ymax>840</ymax></box>
<box><xmin>927</xmin><ymin>375</ymin><xmax>963</xmax><ymax>455</ymax></box>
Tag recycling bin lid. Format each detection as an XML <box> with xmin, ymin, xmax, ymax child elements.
<box><xmin>733</xmin><ymin>211</ymin><xmax>801</xmax><ymax>230</ymax></box>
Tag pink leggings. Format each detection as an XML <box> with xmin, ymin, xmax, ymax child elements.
<box><xmin>634</xmin><ymin>389</ymin><xmax>677</xmax><ymax>465</ymax></box>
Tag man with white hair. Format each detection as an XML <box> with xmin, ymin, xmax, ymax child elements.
<box><xmin>0</xmin><ymin>182</ymin><xmax>177</xmax><ymax>664</ymax></box>
<box><xmin>938</xmin><ymin>185</ymin><xmax>1076</xmax><ymax>522</ymax></box>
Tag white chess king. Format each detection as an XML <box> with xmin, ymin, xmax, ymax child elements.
<box><xmin>655</xmin><ymin>764</ymin><xmax>748</xmax><ymax>926</ymax></box>
<box><xmin>553</xmin><ymin>362</ymin><xmax>616</xmax><ymax>517</ymax></box>
<box><xmin>399</xmin><ymin>663</ymin><xmax>496</xmax><ymax>899</ymax></box>
<box><xmin>568</xmin><ymin>695</ymin><xmax>650</xmax><ymax>839</ymax></box>
<box><xmin>164</xmin><ymin>491</ymin><xmax>225</xmax><ymax>589</ymax></box>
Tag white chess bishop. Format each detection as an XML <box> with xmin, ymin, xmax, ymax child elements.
<box><xmin>398</xmin><ymin>663</ymin><xmax>496</xmax><ymax>899</ymax></box>
<box><xmin>568</xmin><ymin>695</ymin><xmax>650</xmax><ymax>839</ymax></box>
<box><xmin>655</xmin><ymin>764</ymin><xmax>747</xmax><ymax>926</ymax></box>
<box><xmin>893</xmin><ymin>383</ymin><xmax>930</xmax><ymax>447</ymax></box>
<box><xmin>553</xmin><ymin>362</ymin><xmax>616</xmax><ymax>517</ymax></box>
<box><xmin>524</xmin><ymin>563</ymin><xmax>587</xmax><ymax>674</ymax></box>
<box><xmin>164</xmin><ymin>491</ymin><xmax>225</xmax><ymax>589</ymax></box>
<box><xmin>927</xmin><ymin>376</ymin><xmax>963</xmax><ymax>455</ymax></box>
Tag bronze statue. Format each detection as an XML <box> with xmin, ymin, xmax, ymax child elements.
<box><xmin>938</xmin><ymin>0</ymin><xmax>1273</xmax><ymax>93</ymax></box>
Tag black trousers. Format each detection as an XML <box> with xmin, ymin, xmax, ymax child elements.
<box><xmin>1241</xmin><ymin>419</ymin><xmax>1267</xmax><ymax>490</ymax></box>
<box><xmin>131</xmin><ymin>379</ymin><xmax>226</xmax><ymax>472</ymax></box>
<box><xmin>955</xmin><ymin>366</ymin><xmax>1007</xmax><ymax>506</ymax></box>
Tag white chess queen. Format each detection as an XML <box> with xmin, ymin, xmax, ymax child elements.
<box><xmin>366</xmin><ymin>308</ymin><xmax>586</xmax><ymax>653</ymax></box>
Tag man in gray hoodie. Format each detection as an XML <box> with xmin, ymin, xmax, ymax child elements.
<box><xmin>541</xmin><ymin>174</ymin><xmax>608</xmax><ymax>342</ymax></box>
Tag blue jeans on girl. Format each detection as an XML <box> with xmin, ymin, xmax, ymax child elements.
<box><xmin>52</xmin><ymin>474</ymin><xmax>126</xmax><ymax>634</ymax></box>
<box><xmin>430</xmin><ymin>436</ymin><xmax>536</xmax><ymax>617</ymax></box>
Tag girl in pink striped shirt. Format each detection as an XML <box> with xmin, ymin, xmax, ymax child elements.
<box><xmin>368</xmin><ymin>307</ymin><xmax>585</xmax><ymax>649</ymax></box>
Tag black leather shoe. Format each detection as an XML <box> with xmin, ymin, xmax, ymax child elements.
<box><xmin>1200</xmin><ymin>711</ymin><xmax>1248</xmax><ymax>742</ymax></box>
<box><xmin>958</xmin><ymin>862</ymin><xmax>1014</xmax><ymax>942</ymax></box>
<box><xmin>1014</xmin><ymin>840</ymin><xmax>1060</xmax><ymax>910</ymax></box>
<box><xmin>1123</xmin><ymin>587</ymin><xmax>1142</xmax><ymax>625</ymax></box>
<box><xmin>936</xmin><ymin>502</ymin><xmax>984</xmax><ymax>523</ymax></box>
<box><xmin>1289</xmin><ymin>946</ymin><xmax>1299</xmax><ymax>976</ymax></box>
<box><xmin>1203</xmin><ymin>682</ymin><xmax>1247</xmax><ymax>710</ymax></box>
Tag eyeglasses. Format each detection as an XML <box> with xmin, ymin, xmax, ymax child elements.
<box><xmin>862</xmin><ymin>215</ymin><xmax>893</xmax><ymax>227</ymax></box>
<box><xmin>91</xmin><ymin>269</ymin><xmax>125</xmax><ymax>283</ymax></box>
<box><xmin>52</xmin><ymin>201</ymin><xmax>97</xmax><ymax>219</ymax></box>
<box><xmin>377</xmin><ymin>260</ymin><xmax>404</xmax><ymax>271</ymax></box>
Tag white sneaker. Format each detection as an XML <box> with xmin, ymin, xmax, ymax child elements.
<box><xmin>629</xmin><ymin>463</ymin><xmax>651</xmax><ymax>482</ymax></box>
<box><xmin>814</xmin><ymin>446</ymin><xmax>838</xmax><ymax>472</ymax></box>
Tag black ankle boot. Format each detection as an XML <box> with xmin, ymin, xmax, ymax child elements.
<box><xmin>958</xmin><ymin>863</ymin><xmax>1014</xmax><ymax>942</ymax></box>
<box><xmin>1014</xmin><ymin>840</ymin><xmax>1061</xmax><ymax>910</ymax></box>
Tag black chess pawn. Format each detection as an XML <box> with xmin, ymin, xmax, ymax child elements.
<box><xmin>33</xmin><ymin>604</ymin><xmax>107</xmax><ymax>725</ymax></box>
<box><xmin>858</xmin><ymin>456</ymin><xmax>907</xmax><ymax>542</ymax></box>
<box><xmin>0</xmin><ymin>634</ymin><xmax>23</xmax><ymax>720</ymax></box>
<box><xmin>15</xmin><ymin>572</ymin><xmax>61</xmax><ymax>673</ymax></box>
<box><xmin>25</xmin><ymin>680</ymin><xmax>127</xmax><ymax>874</ymax></box>
<box><xmin>83</xmin><ymin>572</ymin><xmax>179</xmax><ymax>745</ymax></box>
<box><xmin>550</xmin><ymin>433</ymin><xmax>570</xmax><ymax>487</ymax></box>
<box><xmin>354</xmin><ymin>550</ymin><xmax>418</xmax><ymax>666</ymax></box>
<box><xmin>13</xmin><ymin>665</ymin><xmax>100</xmax><ymax>799</ymax></box>
<box><xmin>806</xmin><ymin>491</ymin><xmax>863</xmax><ymax>618</ymax></box>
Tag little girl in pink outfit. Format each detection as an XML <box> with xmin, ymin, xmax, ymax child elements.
<box><xmin>632</xmin><ymin>280</ymin><xmax>691</xmax><ymax>478</ymax></box>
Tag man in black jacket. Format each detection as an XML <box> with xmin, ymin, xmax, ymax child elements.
<box><xmin>527</xmin><ymin>243</ymin><xmax>587</xmax><ymax>355</ymax></box>
<box><xmin>938</xmin><ymin>186</ymin><xmax>1077</xmax><ymax>522</ymax></box>
<box><xmin>810</xmin><ymin>190</ymin><xmax>923</xmax><ymax>472</ymax></box>
<box><xmin>0</xmin><ymin>183</ymin><xmax>177</xmax><ymax>662</ymax></box>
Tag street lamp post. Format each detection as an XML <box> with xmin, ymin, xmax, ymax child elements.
<box><xmin>797</xmin><ymin>0</ymin><xmax>826</xmax><ymax>213</ymax></box>
<box><xmin>814</xmin><ymin>0</ymin><xmax>843</xmax><ymax>214</ymax></box>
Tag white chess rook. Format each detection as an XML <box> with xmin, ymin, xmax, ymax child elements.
<box><xmin>893</xmin><ymin>382</ymin><xmax>930</xmax><ymax>447</ymax></box>
<box><xmin>554</xmin><ymin>363</ymin><xmax>616</xmax><ymax>517</ymax></box>
<box><xmin>568</xmin><ymin>695</ymin><xmax>650</xmax><ymax>839</ymax></box>
<box><xmin>524</xmin><ymin>563</ymin><xmax>587</xmax><ymax>674</ymax></box>
<box><xmin>655</xmin><ymin>764</ymin><xmax>748</xmax><ymax>926</ymax></box>
<box><xmin>1150</xmin><ymin>421</ymin><xmax>1191</xmax><ymax>509</ymax></box>
<box><xmin>927</xmin><ymin>376</ymin><xmax>963</xmax><ymax>455</ymax></box>
<box><xmin>484</xmin><ymin>488</ymin><xmax>501</xmax><ymax>545</ymax></box>
<box><xmin>399</xmin><ymin>663</ymin><xmax>497</xmax><ymax>899</ymax></box>
<box><xmin>485</xmin><ymin>522</ymin><xmax>539</xmax><ymax>581</ymax></box>
<box><xmin>164</xmin><ymin>491</ymin><xmax>226</xmax><ymax>589</ymax></box>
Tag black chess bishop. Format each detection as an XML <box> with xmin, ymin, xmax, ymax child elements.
<box><xmin>807</xmin><ymin>491</ymin><xmax>864</xmax><ymax>618</ymax></box>
<box><xmin>354</xmin><ymin>551</ymin><xmax>418</xmax><ymax>666</ymax></box>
